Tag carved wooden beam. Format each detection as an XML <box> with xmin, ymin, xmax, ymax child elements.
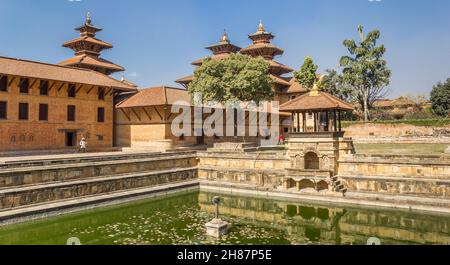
<box><xmin>153</xmin><ymin>106</ymin><xmax>163</xmax><ymax>120</ymax></box>
<box><xmin>7</xmin><ymin>76</ymin><xmax>15</xmax><ymax>87</ymax></box>
<box><xmin>29</xmin><ymin>79</ymin><xmax>39</xmax><ymax>89</ymax></box>
<box><xmin>120</xmin><ymin>108</ymin><xmax>131</xmax><ymax>122</ymax></box>
<box><xmin>75</xmin><ymin>84</ymin><xmax>84</xmax><ymax>94</ymax></box>
<box><xmin>131</xmin><ymin>108</ymin><xmax>141</xmax><ymax>121</ymax></box>
<box><xmin>48</xmin><ymin>81</ymin><xmax>57</xmax><ymax>91</ymax></box>
<box><xmin>86</xmin><ymin>85</ymin><xmax>96</xmax><ymax>95</ymax></box>
<box><xmin>57</xmin><ymin>82</ymin><xmax>65</xmax><ymax>92</ymax></box>
<box><xmin>142</xmin><ymin>107</ymin><xmax>152</xmax><ymax>120</ymax></box>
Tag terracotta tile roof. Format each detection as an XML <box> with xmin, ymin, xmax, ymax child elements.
<box><xmin>240</xmin><ymin>43</ymin><xmax>284</xmax><ymax>56</ymax></box>
<box><xmin>285</xmin><ymin>77</ymin><xmax>308</xmax><ymax>93</ymax></box>
<box><xmin>0</xmin><ymin>56</ymin><xmax>135</xmax><ymax>91</ymax></box>
<box><xmin>270</xmin><ymin>74</ymin><xmax>290</xmax><ymax>86</ymax></box>
<box><xmin>116</xmin><ymin>86</ymin><xmax>191</xmax><ymax>108</ymax></box>
<box><xmin>120</xmin><ymin>77</ymin><xmax>138</xmax><ymax>88</ymax></box>
<box><xmin>280</xmin><ymin>91</ymin><xmax>354</xmax><ymax>112</ymax></box>
<box><xmin>175</xmin><ymin>75</ymin><xmax>194</xmax><ymax>84</ymax></box>
<box><xmin>63</xmin><ymin>36</ymin><xmax>113</xmax><ymax>49</ymax></box>
<box><xmin>269</xmin><ymin>60</ymin><xmax>293</xmax><ymax>74</ymax></box>
<box><xmin>58</xmin><ymin>55</ymin><xmax>125</xmax><ymax>72</ymax></box>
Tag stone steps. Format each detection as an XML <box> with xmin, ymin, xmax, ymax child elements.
<box><xmin>0</xmin><ymin>180</ymin><xmax>200</xmax><ymax>225</ymax></box>
<box><xmin>0</xmin><ymin>167</ymin><xmax>198</xmax><ymax>210</ymax></box>
<box><xmin>0</xmin><ymin>153</ymin><xmax>198</xmax><ymax>188</ymax></box>
<box><xmin>0</xmin><ymin>151</ymin><xmax>196</xmax><ymax>169</ymax></box>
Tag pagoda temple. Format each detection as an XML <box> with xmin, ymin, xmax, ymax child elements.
<box><xmin>175</xmin><ymin>21</ymin><xmax>305</xmax><ymax>106</ymax></box>
<box><xmin>59</xmin><ymin>13</ymin><xmax>125</xmax><ymax>75</ymax></box>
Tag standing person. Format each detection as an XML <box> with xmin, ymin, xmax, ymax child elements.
<box><xmin>79</xmin><ymin>138</ymin><xmax>87</xmax><ymax>153</ymax></box>
<box><xmin>278</xmin><ymin>134</ymin><xmax>284</xmax><ymax>145</ymax></box>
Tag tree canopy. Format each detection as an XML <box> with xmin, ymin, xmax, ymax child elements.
<box><xmin>430</xmin><ymin>78</ymin><xmax>450</xmax><ymax>117</ymax></box>
<box><xmin>294</xmin><ymin>56</ymin><xmax>318</xmax><ymax>90</ymax></box>
<box><xmin>339</xmin><ymin>25</ymin><xmax>391</xmax><ymax>121</ymax></box>
<box><xmin>188</xmin><ymin>53</ymin><xmax>273</xmax><ymax>105</ymax></box>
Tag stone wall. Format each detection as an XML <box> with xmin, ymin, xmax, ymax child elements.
<box><xmin>344</xmin><ymin>123</ymin><xmax>450</xmax><ymax>143</ymax></box>
<box><xmin>198</xmin><ymin>151</ymin><xmax>288</xmax><ymax>187</ymax></box>
<box><xmin>0</xmin><ymin>152</ymin><xmax>198</xmax><ymax>210</ymax></box>
<box><xmin>338</xmin><ymin>155</ymin><xmax>450</xmax><ymax>198</ymax></box>
<box><xmin>0</xmin><ymin>168</ymin><xmax>197</xmax><ymax>209</ymax></box>
<box><xmin>0</xmin><ymin>154</ymin><xmax>197</xmax><ymax>188</ymax></box>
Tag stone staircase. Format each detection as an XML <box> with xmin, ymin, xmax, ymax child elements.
<box><xmin>0</xmin><ymin>151</ymin><xmax>199</xmax><ymax>216</ymax></box>
<box><xmin>330</xmin><ymin>175</ymin><xmax>347</xmax><ymax>194</ymax></box>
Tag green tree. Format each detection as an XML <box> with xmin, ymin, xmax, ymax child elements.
<box><xmin>430</xmin><ymin>78</ymin><xmax>450</xmax><ymax>117</ymax></box>
<box><xmin>188</xmin><ymin>53</ymin><xmax>273</xmax><ymax>104</ymax></box>
<box><xmin>294</xmin><ymin>56</ymin><xmax>318</xmax><ymax>90</ymax></box>
<box><xmin>319</xmin><ymin>69</ymin><xmax>353</xmax><ymax>102</ymax></box>
<box><xmin>340</xmin><ymin>25</ymin><xmax>391</xmax><ymax>121</ymax></box>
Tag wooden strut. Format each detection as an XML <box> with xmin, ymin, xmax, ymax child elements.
<box><xmin>142</xmin><ymin>107</ymin><xmax>152</xmax><ymax>120</ymax></box>
<box><xmin>75</xmin><ymin>84</ymin><xmax>84</xmax><ymax>94</ymax></box>
<box><xmin>7</xmin><ymin>76</ymin><xmax>16</xmax><ymax>87</ymax></box>
<box><xmin>57</xmin><ymin>82</ymin><xmax>65</xmax><ymax>92</ymax></box>
<box><xmin>48</xmin><ymin>81</ymin><xmax>56</xmax><ymax>91</ymax></box>
<box><xmin>120</xmin><ymin>108</ymin><xmax>131</xmax><ymax>122</ymax></box>
<box><xmin>153</xmin><ymin>106</ymin><xmax>163</xmax><ymax>120</ymax></box>
<box><xmin>29</xmin><ymin>79</ymin><xmax>39</xmax><ymax>90</ymax></box>
<box><xmin>86</xmin><ymin>85</ymin><xmax>96</xmax><ymax>95</ymax></box>
<box><xmin>131</xmin><ymin>108</ymin><xmax>141</xmax><ymax>121</ymax></box>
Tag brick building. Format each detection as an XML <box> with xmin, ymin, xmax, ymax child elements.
<box><xmin>0</xmin><ymin>15</ymin><xmax>136</xmax><ymax>154</ymax></box>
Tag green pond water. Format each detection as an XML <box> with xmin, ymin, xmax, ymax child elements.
<box><xmin>0</xmin><ymin>191</ymin><xmax>449</xmax><ymax>245</ymax></box>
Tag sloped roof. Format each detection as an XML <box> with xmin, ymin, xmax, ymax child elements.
<box><xmin>116</xmin><ymin>86</ymin><xmax>191</xmax><ymax>108</ymax></box>
<box><xmin>285</xmin><ymin>77</ymin><xmax>308</xmax><ymax>93</ymax></box>
<box><xmin>280</xmin><ymin>91</ymin><xmax>354</xmax><ymax>112</ymax></box>
<box><xmin>175</xmin><ymin>75</ymin><xmax>194</xmax><ymax>84</ymax></box>
<box><xmin>63</xmin><ymin>36</ymin><xmax>113</xmax><ymax>49</ymax></box>
<box><xmin>58</xmin><ymin>55</ymin><xmax>125</xmax><ymax>72</ymax></box>
<box><xmin>0</xmin><ymin>56</ymin><xmax>135</xmax><ymax>91</ymax></box>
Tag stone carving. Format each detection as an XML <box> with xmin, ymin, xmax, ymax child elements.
<box><xmin>322</xmin><ymin>156</ymin><xmax>330</xmax><ymax>170</ymax></box>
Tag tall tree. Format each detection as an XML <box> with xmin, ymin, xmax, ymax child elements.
<box><xmin>294</xmin><ymin>56</ymin><xmax>318</xmax><ymax>90</ymax></box>
<box><xmin>340</xmin><ymin>25</ymin><xmax>391</xmax><ymax>121</ymax></box>
<box><xmin>430</xmin><ymin>78</ymin><xmax>450</xmax><ymax>117</ymax></box>
<box><xmin>319</xmin><ymin>69</ymin><xmax>353</xmax><ymax>102</ymax></box>
<box><xmin>188</xmin><ymin>53</ymin><xmax>273</xmax><ymax>104</ymax></box>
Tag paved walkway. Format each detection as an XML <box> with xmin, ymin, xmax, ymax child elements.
<box><xmin>0</xmin><ymin>150</ymin><xmax>160</xmax><ymax>164</ymax></box>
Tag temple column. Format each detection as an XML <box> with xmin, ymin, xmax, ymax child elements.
<box><xmin>338</xmin><ymin>110</ymin><xmax>342</xmax><ymax>132</ymax></box>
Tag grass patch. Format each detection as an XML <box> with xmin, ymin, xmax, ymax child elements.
<box><xmin>354</xmin><ymin>143</ymin><xmax>448</xmax><ymax>156</ymax></box>
<box><xmin>342</xmin><ymin>118</ymin><xmax>450</xmax><ymax>128</ymax></box>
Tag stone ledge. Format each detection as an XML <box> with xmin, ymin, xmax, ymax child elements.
<box><xmin>339</xmin><ymin>175</ymin><xmax>450</xmax><ymax>182</ymax></box>
<box><xmin>0</xmin><ymin>167</ymin><xmax>198</xmax><ymax>194</ymax></box>
<box><xmin>0</xmin><ymin>153</ymin><xmax>197</xmax><ymax>174</ymax></box>
<box><xmin>0</xmin><ymin>180</ymin><xmax>200</xmax><ymax>226</ymax></box>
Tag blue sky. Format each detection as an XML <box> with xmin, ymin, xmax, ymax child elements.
<box><xmin>1</xmin><ymin>0</ymin><xmax>449</xmax><ymax>98</ymax></box>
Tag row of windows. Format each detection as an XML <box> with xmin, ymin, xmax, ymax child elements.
<box><xmin>0</xmin><ymin>101</ymin><xmax>105</xmax><ymax>122</ymax></box>
<box><xmin>0</xmin><ymin>76</ymin><xmax>106</xmax><ymax>100</ymax></box>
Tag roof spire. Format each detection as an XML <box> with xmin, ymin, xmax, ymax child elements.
<box><xmin>258</xmin><ymin>19</ymin><xmax>265</xmax><ymax>32</ymax></box>
<box><xmin>221</xmin><ymin>29</ymin><xmax>230</xmax><ymax>43</ymax></box>
<box><xmin>86</xmin><ymin>12</ymin><xmax>92</xmax><ymax>25</ymax></box>
<box><xmin>309</xmin><ymin>75</ymin><xmax>324</xmax><ymax>96</ymax></box>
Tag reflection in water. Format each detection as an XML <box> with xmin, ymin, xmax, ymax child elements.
<box><xmin>0</xmin><ymin>191</ymin><xmax>449</xmax><ymax>245</ymax></box>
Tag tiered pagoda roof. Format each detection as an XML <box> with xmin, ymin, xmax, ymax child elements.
<box><xmin>176</xmin><ymin>21</ymin><xmax>306</xmax><ymax>95</ymax></box>
<box><xmin>280</xmin><ymin>83</ymin><xmax>354</xmax><ymax>112</ymax></box>
<box><xmin>59</xmin><ymin>13</ymin><xmax>125</xmax><ymax>75</ymax></box>
<box><xmin>240</xmin><ymin>21</ymin><xmax>284</xmax><ymax>60</ymax></box>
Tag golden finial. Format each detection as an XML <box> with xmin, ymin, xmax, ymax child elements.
<box><xmin>309</xmin><ymin>75</ymin><xmax>324</xmax><ymax>96</ymax></box>
<box><xmin>258</xmin><ymin>20</ymin><xmax>265</xmax><ymax>32</ymax></box>
<box><xmin>221</xmin><ymin>30</ymin><xmax>229</xmax><ymax>43</ymax></box>
<box><xmin>86</xmin><ymin>12</ymin><xmax>92</xmax><ymax>25</ymax></box>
